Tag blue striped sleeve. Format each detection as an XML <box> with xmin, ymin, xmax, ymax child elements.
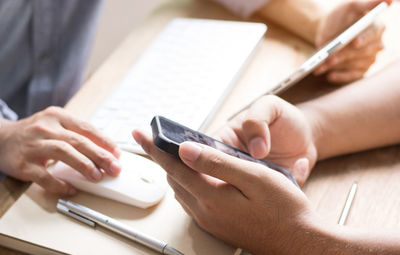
<box><xmin>0</xmin><ymin>99</ymin><xmax>18</xmax><ymax>121</ymax></box>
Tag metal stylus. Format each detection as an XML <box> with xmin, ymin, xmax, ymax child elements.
<box><xmin>338</xmin><ymin>182</ymin><xmax>358</xmax><ymax>226</ymax></box>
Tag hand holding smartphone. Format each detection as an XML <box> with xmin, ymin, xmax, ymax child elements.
<box><xmin>151</xmin><ymin>116</ymin><xmax>299</xmax><ymax>187</ymax></box>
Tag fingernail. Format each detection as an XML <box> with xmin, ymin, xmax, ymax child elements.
<box><xmin>113</xmin><ymin>147</ymin><xmax>122</xmax><ymax>158</ymax></box>
<box><xmin>68</xmin><ymin>187</ymin><xmax>77</xmax><ymax>196</ymax></box>
<box><xmin>180</xmin><ymin>142</ymin><xmax>202</xmax><ymax>162</ymax></box>
<box><xmin>249</xmin><ymin>137</ymin><xmax>267</xmax><ymax>158</ymax></box>
<box><xmin>295</xmin><ymin>158</ymin><xmax>309</xmax><ymax>177</ymax></box>
<box><xmin>132</xmin><ymin>131</ymin><xmax>142</xmax><ymax>145</ymax></box>
<box><xmin>294</xmin><ymin>158</ymin><xmax>309</xmax><ymax>185</ymax></box>
<box><xmin>91</xmin><ymin>168</ymin><xmax>103</xmax><ymax>181</ymax></box>
<box><xmin>110</xmin><ymin>160</ymin><xmax>121</xmax><ymax>175</ymax></box>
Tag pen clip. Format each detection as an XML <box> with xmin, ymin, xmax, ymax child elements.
<box><xmin>57</xmin><ymin>202</ymin><xmax>96</xmax><ymax>227</ymax></box>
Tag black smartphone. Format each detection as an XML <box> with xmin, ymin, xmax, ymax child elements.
<box><xmin>151</xmin><ymin>115</ymin><xmax>299</xmax><ymax>187</ymax></box>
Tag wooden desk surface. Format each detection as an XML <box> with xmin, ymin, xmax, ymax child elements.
<box><xmin>1</xmin><ymin>0</ymin><xmax>400</xmax><ymax>254</ymax></box>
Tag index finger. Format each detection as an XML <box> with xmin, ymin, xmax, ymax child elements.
<box><xmin>132</xmin><ymin>129</ymin><xmax>218</xmax><ymax>199</ymax></box>
<box><xmin>48</xmin><ymin>107</ymin><xmax>120</xmax><ymax>158</ymax></box>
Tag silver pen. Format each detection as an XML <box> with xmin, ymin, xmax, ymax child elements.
<box><xmin>57</xmin><ymin>199</ymin><xmax>183</xmax><ymax>255</ymax></box>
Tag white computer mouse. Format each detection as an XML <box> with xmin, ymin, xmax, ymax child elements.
<box><xmin>50</xmin><ymin>151</ymin><xmax>167</xmax><ymax>209</ymax></box>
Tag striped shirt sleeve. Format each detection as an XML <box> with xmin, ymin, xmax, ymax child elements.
<box><xmin>0</xmin><ymin>99</ymin><xmax>18</xmax><ymax>120</ymax></box>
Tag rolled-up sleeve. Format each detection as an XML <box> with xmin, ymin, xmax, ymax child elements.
<box><xmin>213</xmin><ymin>0</ymin><xmax>270</xmax><ymax>18</ymax></box>
<box><xmin>0</xmin><ymin>99</ymin><xmax>18</xmax><ymax>120</ymax></box>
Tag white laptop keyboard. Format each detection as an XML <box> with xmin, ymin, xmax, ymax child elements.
<box><xmin>90</xmin><ymin>18</ymin><xmax>267</xmax><ymax>154</ymax></box>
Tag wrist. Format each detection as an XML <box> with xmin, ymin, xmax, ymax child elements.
<box><xmin>297</xmin><ymin>103</ymin><xmax>326</xmax><ymax>161</ymax></box>
<box><xmin>0</xmin><ymin>118</ymin><xmax>13</xmax><ymax>130</ymax></box>
<box><xmin>291</xmin><ymin>218</ymin><xmax>349</xmax><ymax>255</ymax></box>
<box><xmin>279</xmin><ymin>209</ymin><xmax>330</xmax><ymax>255</ymax></box>
<box><xmin>289</xmin><ymin>218</ymin><xmax>400</xmax><ymax>255</ymax></box>
<box><xmin>0</xmin><ymin>118</ymin><xmax>13</xmax><ymax>142</ymax></box>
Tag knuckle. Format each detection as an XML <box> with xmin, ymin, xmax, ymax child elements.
<box><xmin>52</xmin><ymin>142</ymin><xmax>70</xmax><ymax>154</ymax></box>
<box><xmin>15</xmin><ymin>157</ymin><xmax>28</xmax><ymax>171</ymax></box>
<box><xmin>28</xmin><ymin>122</ymin><xmax>55</xmax><ymax>137</ymax></box>
<box><xmin>205</xmin><ymin>153</ymin><xmax>225</xmax><ymax>176</ymax></box>
<box><xmin>44</xmin><ymin>106</ymin><xmax>62</xmax><ymax>117</ymax></box>
<box><xmin>19</xmin><ymin>166</ymin><xmax>34</xmax><ymax>181</ymax></box>
<box><xmin>78</xmin><ymin>160</ymin><xmax>95</xmax><ymax>173</ymax></box>
<box><xmin>68</xmin><ymin>135</ymin><xmax>86</xmax><ymax>148</ymax></box>
<box><xmin>96</xmin><ymin>151</ymin><xmax>113</xmax><ymax>165</ymax></box>
<box><xmin>78</xmin><ymin>121</ymin><xmax>95</xmax><ymax>134</ymax></box>
<box><xmin>97</xmin><ymin>150</ymin><xmax>110</xmax><ymax>160</ymax></box>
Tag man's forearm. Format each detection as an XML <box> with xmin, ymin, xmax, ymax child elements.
<box><xmin>298</xmin><ymin>60</ymin><xmax>400</xmax><ymax>160</ymax></box>
<box><xmin>289</xmin><ymin>218</ymin><xmax>400</xmax><ymax>255</ymax></box>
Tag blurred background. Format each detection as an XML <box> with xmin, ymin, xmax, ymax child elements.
<box><xmin>87</xmin><ymin>0</ymin><xmax>400</xmax><ymax>78</ymax></box>
<box><xmin>86</xmin><ymin>0</ymin><xmax>162</xmax><ymax>77</ymax></box>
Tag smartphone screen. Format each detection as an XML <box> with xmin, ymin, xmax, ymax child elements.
<box><xmin>154</xmin><ymin>116</ymin><xmax>299</xmax><ymax>187</ymax></box>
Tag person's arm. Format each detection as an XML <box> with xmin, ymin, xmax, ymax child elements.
<box><xmin>212</xmin><ymin>0</ymin><xmax>391</xmax><ymax>83</ymax></box>
<box><xmin>261</xmin><ymin>0</ymin><xmax>392</xmax><ymax>83</ymax></box>
<box><xmin>133</xmin><ymin>130</ymin><xmax>400</xmax><ymax>254</ymax></box>
<box><xmin>0</xmin><ymin>106</ymin><xmax>122</xmax><ymax>195</ymax></box>
<box><xmin>300</xmin><ymin>59</ymin><xmax>400</xmax><ymax>160</ymax></box>
<box><xmin>214</xmin><ymin>60</ymin><xmax>400</xmax><ymax>187</ymax></box>
<box><xmin>131</xmin><ymin>61</ymin><xmax>400</xmax><ymax>254</ymax></box>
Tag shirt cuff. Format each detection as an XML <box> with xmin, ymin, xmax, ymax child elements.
<box><xmin>0</xmin><ymin>99</ymin><xmax>18</xmax><ymax>121</ymax></box>
<box><xmin>214</xmin><ymin>0</ymin><xmax>270</xmax><ymax>18</ymax></box>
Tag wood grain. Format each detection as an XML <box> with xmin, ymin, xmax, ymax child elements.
<box><xmin>1</xmin><ymin>0</ymin><xmax>399</xmax><ymax>254</ymax></box>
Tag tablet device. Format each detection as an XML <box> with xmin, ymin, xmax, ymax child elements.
<box><xmin>232</xmin><ymin>2</ymin><xmax>388</xmax><ymax>118</ymax></box>
<box><xmin>272</xmin><ymin>1</ymin><xmax>389</xmax><ymax>94</ymax></box>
